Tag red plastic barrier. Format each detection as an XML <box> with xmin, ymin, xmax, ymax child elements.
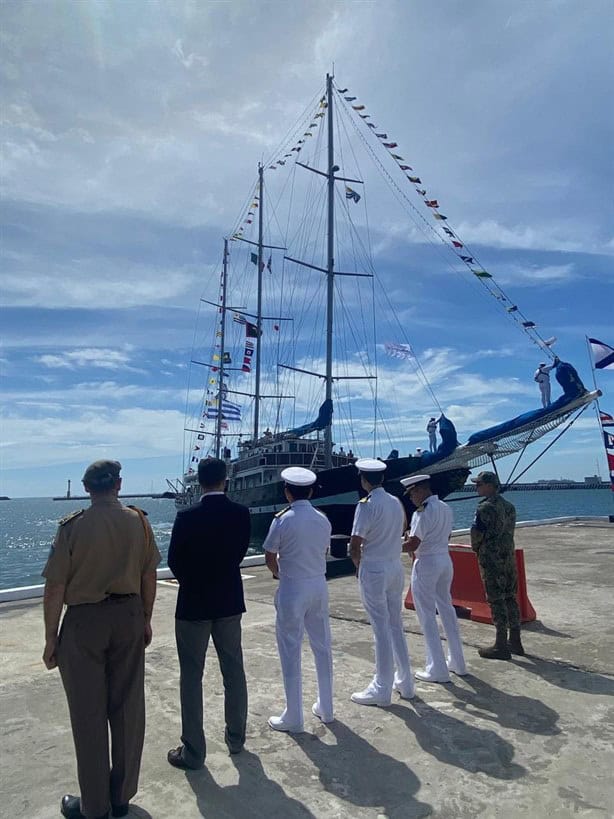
<box><xmin>404</xmin><ymin>544</ymin><xmax>536</xmax><ymax>624</ymax></box>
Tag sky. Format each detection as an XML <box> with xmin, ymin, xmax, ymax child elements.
<box><xmin>1</xmin><ymin>0</ymin><xmax>613</xmax><ymax>498</ymax></box>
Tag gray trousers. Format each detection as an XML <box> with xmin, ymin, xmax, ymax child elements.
<box><xmin>175</xmin><ymin>615</ymin><xmax>247</xmax><ymax>766</ymax></box>
<box><xmin>58</xmin><ymin>596</ymin><xmax>145</xmax><ymax>819</ymax></box>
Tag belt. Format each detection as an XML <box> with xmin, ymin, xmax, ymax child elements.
<box><xmin>67</xmin><ymin>593</ymin><xmax>138</xmax><ymax>609</ymax></box>
<box><xmin>103</xmin><ymin>593</ymin><xmax>138</xmax><ymax>602</ymax></box>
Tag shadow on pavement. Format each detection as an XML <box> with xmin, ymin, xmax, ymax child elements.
<box><xmin>184</xmin><ymin>750</ymin><xmax>316</xmax><ymax>818</ymax></box>
<box><xmin>449</xmin><ymin>674</ymin><xmax>561</xmax><ymax>735</ymax></box>
<box><xmin>523</xmin><ymin>620</ymin><xmax>574</xmax><ymax>638</ymax></box>
<box><xmin>292</xmin><ymin>719</ymin><xmax>432</xmax><ymax>819</ymax></box>
<box><xmin>511</xmin><ymin>654</ymin><xmax>614</xmax><ymax>695</ymax></box>
<box><xmin>129</xmin><ymin>806</ymin><xmax>153</xmax><ymax>818</ymax></box>
<box><xmin>388</xmin><ymin>697</ymin><xmax>527</xmax><ymax>780</ymax></box>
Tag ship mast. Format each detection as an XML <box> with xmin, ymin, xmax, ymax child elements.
<box><xmin>214</xmin><ymin>238</ymin><xmax>229</xmax><ymax>458</ymax></box>
<box><xmin>253</xmin><ymin>163</ymin><xmax>264</xmax><ymax>441</ymax></box>
<box><xmin>324</xmin><ymin>72</ymin><xmax>335</xmax><ymax>468</ymax></box>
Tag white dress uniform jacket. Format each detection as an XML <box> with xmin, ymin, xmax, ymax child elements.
<box><xmin>409</xmin><ymin>495</ymin><xmax>466</xmax><ymax>680</ymax></box>
<box><xmin>351</xmin><ymin>487</ymin><xmax>414</xmax><ymax>699</ymax></box>
<box><xmin>263</xmin><ymin>500</ymin><xmax>334</xmax><ymax>728</ymax></box>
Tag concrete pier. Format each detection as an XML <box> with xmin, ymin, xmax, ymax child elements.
<box><xmin>1</xmin><ymin>522</ymin><xmax>613</xmax><ymax>818</ymax></box>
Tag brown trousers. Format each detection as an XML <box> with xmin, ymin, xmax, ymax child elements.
<box><xmin>58</xmin><ymin>596</ymin><xmax>145</xmax><ymax>818</ymax></box>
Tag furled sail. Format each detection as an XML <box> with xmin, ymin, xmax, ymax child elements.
<box><xmin>281</xmin><ymin>399</ymin><xmax>333</xmax><ymax>439</ymax></box>
<box><xmin>467</xmin><ymin>362</ymin><xmax>586</xmax><ymax>446</ymax></box>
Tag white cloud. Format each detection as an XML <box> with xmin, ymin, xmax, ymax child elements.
<box><xmin>1</xmin><ymin>264</ymin><xmax>207</xmax><ymax>309</ymax></box>
<box><xmin>496</xmin><ymin>263</ymin><xmax>576</xmax><ymax>287</ymax></box>
<box><xmin>451</xmin><ymin>220</ymin><xmax>585</xmax><ymax>253</ymax></box>
<box><xmin>1</xmin><ymin>407</ymin><xmax>185</xmax><ymax>470</ymax></box>
<box><xmin>4</xmin><ymin>380</ymin><xmax>186</xmax><ymax>407</ymax></box>
<box><xmin>172</xmin><ymin>39</ymin><xmax>209</xmax><ymax>72</ymax></box>
<box><xmin>36</xmin><ymin>349</ymin><xmax>135</xmax><ymax>371</ymax></box>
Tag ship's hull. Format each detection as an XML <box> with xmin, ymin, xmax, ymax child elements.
<box><xmin>228</xmin><ymin>457</ymin><xmax>469</xmax><ymax>549</ymax></box>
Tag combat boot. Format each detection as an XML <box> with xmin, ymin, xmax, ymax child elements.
<box><xmin>478</xmin><ymin>627</ymin><xmax>512</xmax><ymax>660</ymax></box>
<box><xmin>508</xmin><ymin>626</ymin><xmax>525</xmax><ymax>656</ymax></box>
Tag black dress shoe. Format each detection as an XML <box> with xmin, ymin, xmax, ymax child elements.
<box><xmin>111</xmin><ymin>805</ymin><xmax>129</xmax><ymax>817</ymax></box>
<box><xmin>61</xmin><ymin>794</ymin><xmax>109</xmax><ymax>819</ymax></box>
<box><xmin>167</xmin><ymin>746</ymin><xmax>203</xmax><ymax>770</ymax></box>
<box><xmin>225</xmin><ymin>738</ymin><xmax>244</xmax><ymax>755</ymax></box>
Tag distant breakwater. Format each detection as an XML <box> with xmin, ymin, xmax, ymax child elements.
<box><xmin>463</xmin><ymin>482</ymin><xmax>610</xmax><ymax>492</ymax></box>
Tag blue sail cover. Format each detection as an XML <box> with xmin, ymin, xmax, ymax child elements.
<box><xmin>282</xmin><ymin>399</ymin><xmax>333</xmax><ymax>438</ymax></box>
<box><xmin>420</xmin><ymin>415</ymin><xmax>459</xmax><ymax>466</ymax></box>
<box><xmin>467</xmin><ymin>361</ymin><xmax>587</xmax><ymax>446</ymax></box>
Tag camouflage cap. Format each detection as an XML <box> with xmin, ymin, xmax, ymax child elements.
<box><xmin>471</xmin><ymin>470</ymin><xmax>500</xmax><ymax>487</ymax></box>
<box><xmin>82</xmin><ymin>459</ymin><xmax>122</xmax><ymax>487</ymax></box>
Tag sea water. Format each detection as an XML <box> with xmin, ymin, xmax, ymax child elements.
<box><xmin>0</xmin><ymin>490</ymin><xmax>611</xmax><ymax>590</ymax></box>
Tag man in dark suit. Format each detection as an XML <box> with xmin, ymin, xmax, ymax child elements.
<box><xmin>167</xmin><ymin>458</ymin><xmax>251</xmax><ymax>769</ymax></box>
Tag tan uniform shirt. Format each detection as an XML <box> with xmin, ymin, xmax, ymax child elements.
<box><xmin>42</xmin><ymin>497</ymin><xmax>161</xmax><ymax>605</ymax></box>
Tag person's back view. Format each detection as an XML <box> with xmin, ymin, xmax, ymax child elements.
<box><xmin>167</xmin><ymin>458</ymin><xmax>251</xmax><ymax>769</ymax></box>
<box><xmin>263</xmin><ymin>467</ymin><xmax>334</xmax><ymax>732</ymax></box>
<box><xmin>350</xmin><ymin>459</ymin><xmax>414</xmax><ymax>706</ymax></box>
<box><xmin>427</xmin><ymin>417</ymin><xmax>438</xmax><ymax>452</ymax></box>
<box><xmin>42</xmin><ymin>459</ymin><xmax>160</xmax><ymax>819</ymax></box>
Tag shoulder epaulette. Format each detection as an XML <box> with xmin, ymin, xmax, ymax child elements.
<box><xmin>359</xmin><ymin>493</ymin><xmax>371</xmax><ymax>504</ymax></box>
<box><xmin>127</xmin><ymin>505</ymin><xmax>148</xmax><ymax>516</ymax></box>
<box><xmin>59</xmin><ymin>509</ymin><xmax>84</xmax><ymax>526</ymax></box>
<box><xmin>274</xmin><ymin>506</ymin><xmax>291</xmax><ymax>518</ymax></box>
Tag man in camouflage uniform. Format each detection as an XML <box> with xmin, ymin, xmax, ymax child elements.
<box><xmin>470</xmin><ymin>471</ymin><xmax>524</xmax><ymax>659</ymax></box>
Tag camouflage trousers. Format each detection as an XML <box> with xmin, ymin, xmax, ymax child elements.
<box><xmin>478</xmin><ymin>557</ymin><xmax>520</xmax><ymax>631</ymax></box>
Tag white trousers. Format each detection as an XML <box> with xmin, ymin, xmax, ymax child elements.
<box><xmin>411</xmin><ymin>552</ymin><xmax>466</xmax><ymax>678</ymax></box>
<box><xmin>274</xmin><ymin>576</ymin><xmax>333</xmax><ymax>726</ymax></box>
<box><xmin>539</xmin><ymin>381</ymin><xmax>551</xmax><ymax>407</ymax></box>
<box><xmin>358</xmin><ymin>560</ymin><xmax>413</xmax><ymax>698</ymax></box>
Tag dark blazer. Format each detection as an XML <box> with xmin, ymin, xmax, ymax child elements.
<box><xmin>168</xmin><ymin>494</ymin><xmax>251</xmax><ymax>621</ymax></box>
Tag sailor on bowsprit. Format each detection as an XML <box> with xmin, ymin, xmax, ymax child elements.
<box><xmin>426</xmin><ymin>417</ymin><xmax>438</xmax><ymax>452</ymax></box>
<box><xmin>534</xmin><ymin>358</ymin><xmax>559</xmax><ymax>407</ymax></box>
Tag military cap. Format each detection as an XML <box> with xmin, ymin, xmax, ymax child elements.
<box><xmin>355</xmin><ymin>458</ymin><xmax>386</xmax><ymax>472</ymax></box>
<box><xmin>471</xmin><ymin>470</ymin><xmax>500</xmax><ymax>487</ymax></box>
<box><xmin>82</xmin><ymin>459</ymin><xmax>122</xmax><ymax>486</ymax></box>
<box><xmin>400</xmin><ymin>473</ymin><xmax>431</xmax><ymax>489</ymax></box>
<box><xmin>281</xmin><ymin>466</ymin><xmax>317</xmax><ymax>486</ymax></box>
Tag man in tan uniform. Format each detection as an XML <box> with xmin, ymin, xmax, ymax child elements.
<box><xmin>42</xmin><ymin>460</ymin><xmax>160</xmax><ymax>819</ymax></box>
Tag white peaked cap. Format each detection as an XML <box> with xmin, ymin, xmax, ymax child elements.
<box><xmin>281</xmin><ymin>466</ymin><xmax>317</xmax><ymax>486</ymax></box>
<box><xmin>400</xmin><ymin>474</ymin><xmax>431</xmax><ymax>487</ymax></box>
<box><xmin>355</xmin><ymin>458</ymin><xmax>387</xmax><ymax>472</ymax></box>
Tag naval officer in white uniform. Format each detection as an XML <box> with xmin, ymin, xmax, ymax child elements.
<box><xmin>401</xmin><ymin>474</ymin><xmax>467</xmax><ymax>682</ymax></box>
<box><xmin>534</xmin><ymin>359</ymin><xmax>558</xmax><ymax>407</ymax></box>
<box><xmin>349</xmin><ymin>459</ymin><xmax>415</xmax><ymax>706</ymax></box>
<box><xmin>263</xmin><ymin>467</ymin><xmax>334</xmax><ymax>732</ymax></box>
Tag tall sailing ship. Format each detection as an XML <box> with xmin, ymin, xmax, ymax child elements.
<box><xmin>167</xmin><ymin>75</ymin><xmax>599</xmax><ymax>543</ymax></box>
